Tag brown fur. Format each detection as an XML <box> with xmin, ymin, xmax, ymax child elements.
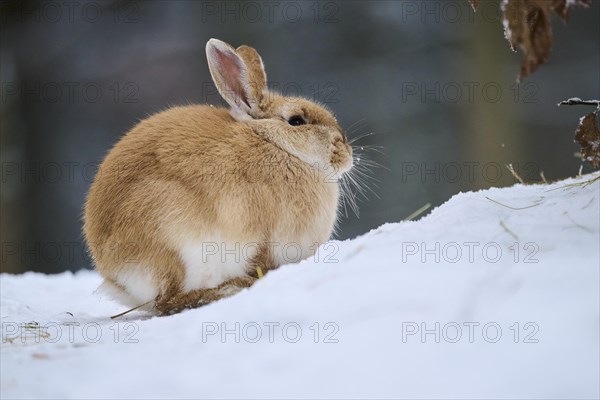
<box><xmin>83</xmin><ymin>39</ymin><xmax>352</xmax><ymax>315</ymax></box>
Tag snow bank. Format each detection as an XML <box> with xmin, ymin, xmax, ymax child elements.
<box><xmin>2</xmin><ymin>174</ymin><xmax>599</xmax><ymax>399</ymax></box>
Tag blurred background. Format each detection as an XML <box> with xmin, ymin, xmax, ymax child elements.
<box><xmin>1</xmin><ymin>0</ymin><xmax>598</xmax><ymax>274</ymax></box>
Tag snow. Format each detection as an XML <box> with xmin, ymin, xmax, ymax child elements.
<box><xmin>2</xmin><ymin>174</ymin><xmax>599</xmax><ymax>399</ymax></box>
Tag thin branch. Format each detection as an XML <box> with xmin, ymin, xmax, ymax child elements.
<box><xmin>558</xmin><ymin>99</ymin><xmax>600</xmax><ymax>107</ymax></box>
<box><xmin>485</xmin><ymin>196</ymin><xmax>543</xmax><ymax>210</ymax></box>
<box><xmin>500</xmin><ymin>220</ymin><xmax>519</xmax><ymax>241</ymax></box>
<box><xmin>582</xmin><ymin>197</ymin><xmax>595</xmax><ymax>210</ymax></box>
<box><xmin>110</xmin><ymin>301</ymin><xmax>152</xmax><ymax>319</ymax></box>
<box><xmin>506</xmin><ymin>163</ymin><xmax>525</xmax><ymax>184</ymax></box>
<box><xmin>563</xmin><ymin>212</ymin><xmax>593</xmax><ymax>233</ymax></box>
<box><xmin>546</xmin><ymin>173</ymin><xmax>600</xmax><ymax>191</ymax></box>
<box><xmin>404</xmin><ymin>203</ymin><xmax>432</xmax><ymax>221</ymax></box>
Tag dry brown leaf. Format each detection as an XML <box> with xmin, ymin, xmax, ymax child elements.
<box><xmin>552</xmin><ymin>0</ymin><xmax>569</xmax><ymax>20</ymax></box>
<box><xmin>503</xmin><ymin>0</ymin><xmax>553</xmax><ymax>80</ymax></box>
<box><xmin>502</xmin><ymin>0</ymin><xmax>593</xmax><ymax>80</ymax></box>
<box><xmin>468</xmin><ymin>0</ymin><xmax>591</xmax><ymax>79</ymax></box>
<box><xmin>575</xmin><ymin>112</ymin><xmax>600</xmax><ymax>169</ymax></box>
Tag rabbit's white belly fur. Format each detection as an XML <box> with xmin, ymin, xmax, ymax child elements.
<box><xmin>179</xmin><ymin>238</ymin><xmax>259</xmax><ymax>291</ymax></box>
<box><xmin>271</xmin><ymin>234</ymin><xmax>321</xmax><ymax>267</ymax></box>
<box><xmin>179</xmin><ymin>234</ymin><xmax>318</xmax><ymax>292</ymax></box>
<box><xmin>100</xmin><ymin>266</ymin><xmax>159</xmax><ymax>309</ymax></box>
<box><xmin>101</xmin><ymin>241</ymin><xmax>254</xmax><ymax>307</ymax></box>
<box><xmin>106</xmin><ymin>235</ymin><xmax>319</xmax><ymax>305</ymax></box>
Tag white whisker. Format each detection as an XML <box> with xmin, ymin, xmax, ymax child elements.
<box><xmin>346</xmin><ymin>118</ymin><xmax>367</xmax><ymax>134</ymax></box>
<box><xmin>349</xmin><ymin>131</ymin><xmax>376</xmax><ymax>144</ymax></box>
<box><xmin>337</xmin><ymin>127</ymin><xmax>384</xmax><ymax>218</ymax></box>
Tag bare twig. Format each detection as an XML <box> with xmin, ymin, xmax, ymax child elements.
<box><xmin>558</xmin><ymin>99</ymin><xmax>600</xmax><ymax>107</ymax></box>
<box><xmin>110</xmin><ymin>301</ymin><xmax>152</xmax><ymax>319</ymax></box>
<box><xmin>563</xmin><ymin>212</ymin><xmax>593</xmax><ymax>233</ymax></box>
<box><xmin>546</xmin><ymin>173</ymin><xmax>600</xmax><ymax>191</ymax></box>
<box><xmin>485</xmin><ymin>196</ymin><xmax>543</xmax><ymax>210</ymax></box>
<box><xmin>540</xmin><ymin>171</ymin><xmax>547</xmax><ymax>184</ymax></box>
<box><xmin>506</xmin><ymin>163</ymin><xmax>525</xmax><ymax>184</ymax></box>
<box><xmin>582</xmin><ymin>197</ymin><xmax>595</xmax><ymax>210</ymax></box>
<box><xmin>404</xmin><ymin>203</ymin><xmax>431</xmax><ymax>221</ymax></box>
<box><xmin>500</xmin><ymin>221</ymin><xmax>519</xmax><ymax>241</ymax></box>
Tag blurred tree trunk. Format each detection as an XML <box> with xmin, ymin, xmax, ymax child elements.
<box><xmin>465</xmin><ymin>0</ymin><xmax>524</xmax><ymax>189</ymax></box>
<box><xmin>1</xmin><ymin>58</ymin><xmax>28</xmax><ymax>274</ymax></box>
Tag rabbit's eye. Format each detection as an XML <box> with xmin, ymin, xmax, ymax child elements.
<box><xmin>288</xmin><ymin>116</ymin><xmax>306</xmax><ymax>126</ymax></box>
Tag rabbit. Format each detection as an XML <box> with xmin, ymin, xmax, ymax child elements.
<box><xmin>83</xmin><ymin>38</ymin><xmax>353</xmax><ymax>315</ymax></box>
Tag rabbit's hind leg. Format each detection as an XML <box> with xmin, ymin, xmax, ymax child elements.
<box><xmin>154</xmin><ymin>276</ymin><xmax>257</xmax><ymax>315</ymax></box>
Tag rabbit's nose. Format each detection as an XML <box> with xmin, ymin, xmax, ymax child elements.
<box><xmin>340</xmin><ymin>132</ymin><xmax>348</xmax><ymax>144</ymax></box>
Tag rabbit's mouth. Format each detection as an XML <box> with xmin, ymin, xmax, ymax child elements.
<box><xmin>330</xmin><ymin>137</ymin><xmax>353</xmax><ymax>176</ymax></box>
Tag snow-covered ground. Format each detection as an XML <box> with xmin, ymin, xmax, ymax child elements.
<box><xmin>2</xmin><ymin>174</ymin><xmax>599</xmax><ymax>399</ymax></box>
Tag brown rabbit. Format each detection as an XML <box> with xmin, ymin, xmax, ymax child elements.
<box><xmin>83</xmin><ymin>38</ymin><xmax>353</xmax><ymax>315</ymax></box>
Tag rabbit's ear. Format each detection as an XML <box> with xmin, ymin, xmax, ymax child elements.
<box><xmin>206</xmin><ymin>39</ymin><xmax>264</xmax><ymax>116</ymax></box>
<box><xmin>235</xmin><ymin>45</ymin><xmax>267</xmax><ymax>103</ymax></box>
